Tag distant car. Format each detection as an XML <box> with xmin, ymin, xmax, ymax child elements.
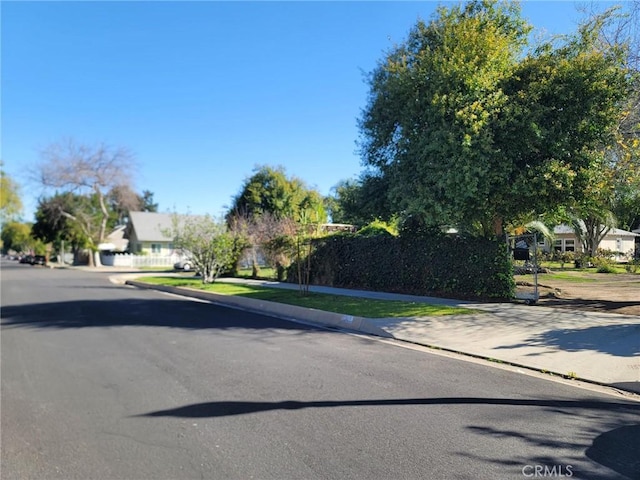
<box><xmin>19</xmin><ymin>255</ymin><xmax>33</xmax><ymax>264</ymax></box>
<box><xmin>32</xmin><ymin>255</ymin><xmax>47</xmax><ymax>266</ymax></box>
<box><xmin>174</xmin><ymin>260</ymin><xmax>193</xmax><ymax>271</ymax></box>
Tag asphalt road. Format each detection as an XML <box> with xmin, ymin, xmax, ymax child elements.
<box><xmin>2</xmin><ymin>260</ymin><xmax>639</xmax><ymax>480</ymax></box>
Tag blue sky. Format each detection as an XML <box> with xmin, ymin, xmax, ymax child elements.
<box><xmin>1</xmin><ymin>1</ymin><xmax>615</xmax><ymax>221</ymax></box>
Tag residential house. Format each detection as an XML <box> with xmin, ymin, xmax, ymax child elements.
<box><xmin>547</xmin><ymin>224</ymin><xmax>639</xmax><ymax>260</ymax></box>
<box><xmin>125</xmin><ymin>211</ymin><xmax>179</xmax><ymax>255</ymax></box>
<box><xmin>98</xmin><ymin>225</ymin><xmax>129</xmax><ymax>253</ymax></box>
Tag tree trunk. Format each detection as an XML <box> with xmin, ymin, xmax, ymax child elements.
<box><xmin>95</xmin><ymin>187</ymin><xmax>109</xmax><ymax>245</ymax></box>
<box><xmin>492</xmin><ymin>215</ymin><xmax>504</xmax><ymax>237</ymax></box>
<box><xmin>583</xmin><ymin>217</ymin><xmax>611</xmax><ymax>257</ymax></box>
<box><xmin>276</xmin><ymin>261</ymin><xmax>285</xmax><ymax>281</ymax></box>
<box><xmin>251</xmin><ymin>249</ymin><xmax>260</xmax><ymax>278</ymax></box>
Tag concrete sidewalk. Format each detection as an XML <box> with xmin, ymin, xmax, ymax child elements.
<box><xmin>109</xmin><ymin>271</ymin><xmax>640</xmax><ymax>395</ymax></box>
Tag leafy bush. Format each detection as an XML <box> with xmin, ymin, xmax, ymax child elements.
<box><xmin>288</xmin><ymin>230</ymin><xmax>514</xmax><ymax>300</ymax></box>
<box><xmin>596</xmin><ymin>263</ymin><xmax>617</xmax><ymax>274</ymax></box>
<box><xmin>558</xmin><ymin>251</ymin><xmax>575</xmax><ymax>268</ymax></box>
<box><xmin>595</xmin><ymin>248</ymin><xmax>617</xmax><ymax>260</ymax></box>
<box><xmin>593</xmin><ymin>256</ymin><xmax>616</xmax><ymax>273</ymax></box>
<box><xmin>356</xmin><ymin>220</ymin><xmax>398</xmax><ymax>237</ymax></box>
<box><xmin>624</xmin><ymin>258</ymin><xmax>640</xmax><ymax>274</ymax></box>
<box><xmin>538</xmin><ymin>251</ymin><xmax>553</xmax><ymax>263</ymax></box>
<box><xmin>574</xmin><ymin>253</ymin><xmax>593</xmax><ymax>269</ymax></box>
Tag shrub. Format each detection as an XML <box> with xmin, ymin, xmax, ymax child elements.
<box><xmin>596</xmin><ymin>263</ymin><xmax>617</xmax><ymax>274</ymax></box>
<box><xmin>559</xmin><ymin>251</ymin><xmax>575</xmax><ymax>268</ymax></box>
<box><xmin>595</xmin><ymin>248</ymin><xmax>617</xmax><ymax>260</ymax></box>
<box><xmin>624</xmin><ymin>258</ymin><xmax>640</xmax><ymax>274</ymax></box>
<box><xmin>574</xmin><ymin>253</ymin><xmax>593</xmax><ymax>269</ymax></box>
<box><xmin>356</xmin><ymin>220</ymin><xmax>398</xmax><ymax>237</ymax></box>
<box><xmin>538</xmin><ymin>251</ymin><xmax>553</xmax><ymax>263</ymax></box>
<box><xmin>288</xmin><ymin>230</ymin><xmax>514</xmax><ymax>300</ymax></box>
<box><xmin>593</xmin><ymin>256</ymin><xmax>616</xmax><ymax>273</ymax></box>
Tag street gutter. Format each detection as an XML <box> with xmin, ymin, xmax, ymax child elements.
<box><xmin>125</xmin><ymin>279</ymin><xmax>394</xmax><ymax>338</ymax></box>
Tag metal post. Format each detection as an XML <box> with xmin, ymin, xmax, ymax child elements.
<box><xmin>533</xmin><ymin>232</ymin><xmax>538</xmax><ymax>303</ymax></box>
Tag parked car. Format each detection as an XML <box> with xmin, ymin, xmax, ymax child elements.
<box><xmin>174</xmin><ymin>260</ymin><xmax>193</xmax><ymax>271</ymax></box>
<box><xmin>32</xmin><ymin>255</ymin><xmax>47</xmax><ymax>266</ymax></box>
<box><xmin>19</xmin><ymin>255</ymin><xmax>33</xmax><ymax>264</ymax></box>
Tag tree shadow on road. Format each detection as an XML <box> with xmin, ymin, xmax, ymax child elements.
<box><xmin>586</xmin><ymin>424</ymin><xmax>640</xmax><ymax>480</ymax></box>
<box><xmin>135</xmin><ymin>397</ymin><xmax>640</xmax><ymax>479</ymax></box>
<box><xmin>0</xmin><ymin>297</ymin><xmax>332</xmax><ymax>335</ymax></box>
<box><xmin>134</xmin><ymin>397</ymin><xmax>640</xmax><ymax>419</ymax></box>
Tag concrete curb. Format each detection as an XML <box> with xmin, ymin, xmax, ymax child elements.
<box><xmin>125</xmin><ymin>280</ymin><xmax>394</xmax><ymax>339</ymax></box>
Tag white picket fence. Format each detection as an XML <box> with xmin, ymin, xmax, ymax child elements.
<box><xmin>100</xmin><ymin>252</ymin><xmax>183</xmax><ymax>268</ymax></box>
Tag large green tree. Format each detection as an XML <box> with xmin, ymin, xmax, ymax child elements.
<box><xmin>227</xmin><ymin>165</ymin><xmax>327</xmax><ymax>223</ymax></box>
<box><xmin>0</xmin><ymin>164</ymin><xmax>23</xmax><ymax>224</ymax></box>
<box><xmin>227</xmin><ymin>165</ymin><xmax>327</xmax><ymax>280</ymax></box>
<box><xmin>140</xmin><ymin>190</ymin><xmax>158</xmax><ymax>213</ymax></box>
<box><xmin>1</xmin><ymin>222</ymin><xmax>31</xmax><ymax>253</ymax></box>
<box><xmin>358</xmin><ymin>0</ymin><xmax>634</xmax><ymax>237</ymax></box>
<box><xmin>32</xmin><ymin>193</ymin><xmax>96</xmax><ymax>263</ymax></box>
<box><xmin>326</xmin><ymin>174</ymin><xmax>392</xmax><ymax>227</ymax></box>
<box><xmin>572</xmin><ymin>3</ymin><xmax>640</xmax><ymax>236</ymax></box>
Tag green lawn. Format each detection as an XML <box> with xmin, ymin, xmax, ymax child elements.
<box><xmin>539</xmin><ymin>272</ymin><xmax>600</xmax><ymax>283</ymax></box>
<box><xmin>520</xmin><ymin>268</ymin><xmax>634</xmax><ymax>284</ymax></box>
<box><xmin>539</xmin><ymin>262</ymin><xmax>629</xmax><ymax>275</ymax></box>
<box><xmin>232</xmin><ymin>267</ymin><xmax>277</xmax><ymax>280</ymax></box>
<box><xmin>139</xmin><ymin>276</ymin><xmax>473</xmax><ymax>318</ymax></box>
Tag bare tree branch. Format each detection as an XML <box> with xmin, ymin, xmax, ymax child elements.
<box><xmin>35</xmin><ymin>139</ymin><xmax>138</xmax><ymax>264</ymax></box>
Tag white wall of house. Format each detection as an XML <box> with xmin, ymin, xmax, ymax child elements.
<box><xmin>129</xmin><ymin>241</ymin><xmax>176</xmax><ymax>256</ymax></box>
<box><xmin>599</xmin><ymin>235</ymin><xmax>636</xmax><ymax>259</ymax></box>
<box><xmin>545</xmin><ymin>226</ymin><xmax>638</xmax><ymax>261</ymax></box>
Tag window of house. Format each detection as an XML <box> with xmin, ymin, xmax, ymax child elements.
<box><xmin>564</xmin><ymin>239</ymin><xmax>575</xmax><ymax>252</ymax></box>
<box><xmin>151</xmin><ymin>243</ymin><xmax>162</xmax><ymax>254</ymax></box>
<box><xmin>554</xmin><ymin>240</ymin><xmax>562</xmax><ymax>252</ymax></box>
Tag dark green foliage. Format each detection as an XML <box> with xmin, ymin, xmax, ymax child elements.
<box><xmin>227</xmin><ymin>165</ymin><xmax>327</xmax><ymax>223</ymax></box>
<box><xmin>356</xmin><ymin>222</ymin><xmax>396</xmax><ymax>238</ymax></box>
<box><xmin>288</xmin><ymin>231</ymin><xmax>515</xmax><ymax>301</ymax></box>
<box><xmin>140</xmin><ymin>190</ymin><xmax>158</xmax><ymax>213</ymax></box>
<box><xmin>327</xmin><ymin>174</ymin><xmax>393</xmax><ymax>227</ymax></box>
<box><xmin>32</xmin><ymin>193</ymin><xmax>95</xmax><ymax>250</ymax></box>
<box><xmin>358</xmin><ymin>1</ymin><xmax>634</xmax><ymax>236</ymax></box>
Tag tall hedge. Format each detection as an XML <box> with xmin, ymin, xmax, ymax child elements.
<box><xmin>288</xmin><ymin>232</ymin><xmax>514</xmax><ymax>300</ymax></box>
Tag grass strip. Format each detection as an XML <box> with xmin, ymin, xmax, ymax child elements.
<box><xmin>140</xmin><ymin>276</ymin><xmax>473</xmax><ymax>318</ymax></box>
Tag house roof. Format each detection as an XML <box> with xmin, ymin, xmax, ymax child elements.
<box><xmin>553</xmin><ymin>224</ymin><xmax>575</xmax><ymax>235</ymax></box>
<box><xmin>102</xmin><ymin>225</ymin><xmax>129</xmax><ymax>251</ymax></box>
<box><xmin>127</xmin><ymin>212</ymin><xmax>178</xmax><ymax>242</ymax></box>
<box><xmin>553</xmin><ymin>224</ymin><xmax>640</xmax><ymax>237</ymax></box>
<box><xmin>608</xmin><ymin>228</ymin><xmax>640</xmax><ymax>237</ymax></box>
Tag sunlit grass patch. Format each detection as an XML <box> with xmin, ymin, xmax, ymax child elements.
<box><xmin>139</xmin><ymin>276</ymin><xmax>474</xmax><ymax>318</ymax></box>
